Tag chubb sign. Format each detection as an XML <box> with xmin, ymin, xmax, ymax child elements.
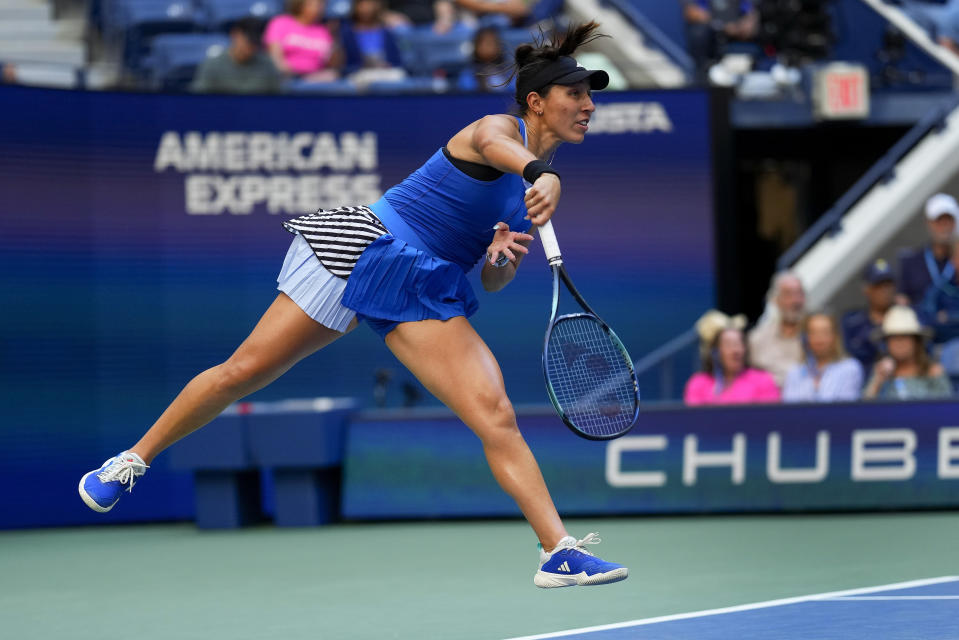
<box><xmin>342</xmin><ymin>401</ymin><xmax>959</xmax><ymax>519</ymax></box>
<box><xmin>605</xmin><ymin>428</ymin><xmax>959</xmax><ymax>487</ymax></box>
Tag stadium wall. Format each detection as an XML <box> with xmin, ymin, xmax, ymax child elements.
<box><xmin>0</xmin><ymin>85</ymin><xmax>717</xmax><ymax>528</ymax></box>
<box><xmin>344</xmin><ymin>401</ymin><xmax>959</xmax><ymax>519</ymax></box>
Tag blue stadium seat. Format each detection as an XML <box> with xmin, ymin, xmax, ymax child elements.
<box><xmin>325</xmin><ymin>0</ymin><xmax>351</xmax><ymax>19</ymax></box>
<box><xmin>103</xmin><ymin>0</ymin><xmax>202</xmax><ymax>73</ymax></box>
<box><xmin>500</xmin><ymin>28</ymin><xmax>538</xmax><ymax>59</ymax></box>
<box><xmin>196</xmin><ymin>0</ymin><xmax>281</xmax><ymax>30</ymax></box>
<box><xmin>148</xmin><ymin>33</ymin><xmax>230</xmax><ymax>90</ymax></box>
<box><xmin>394</xmin><ymin>26</ymin><xmax>474</xmax><ymax>77</ymax></box>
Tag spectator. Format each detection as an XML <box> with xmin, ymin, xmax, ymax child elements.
<box><xmin>783</xmin><ymin>313</ymin><xmax>863</xmax><ymax>402</ymax></box>
<box><xmin>264</xmin><ymin>0</ymin><xmax>340</xmax><ymax>81</ymax></box>
<box><xmin>862</xmin><ymin>305</ymin><xmax>953</xmax><ymax>400</ymax></box>
<box><xmin>458</xmin><ymin>26</ymin><xmax>512</xmax><ymax>92</ymax></box>
<box><xmin>897</xmin><ymin>192</ymin><xmax>958</xmax><ymax>306</ymax></box>
<box><xmin>1</xmin><ymin>62</ymin><xmax>16</xmax><ymax>84</ymax></box>
<box><xmin>340</xmin><ymin>0</ymin><xmax>405</xmax><ymax>81</ymax></box>
<box><xmin>384</xmin><ymin>0</ymin><xmax>456</xmax><ymax>33</ymax></box>
<box><xmin>191</xmin><ymin>18</ymin><xmax>283</xmax><ymax>94</ymax></box>
<box><xmin>680</xmin><ymin>0</ymin><xmax>759</xmax><ymax>81</ymax></box>
<box><xmin>684</xmin><ymin>310</ymin><xmax>781</xmax><ymax>405</ymax></box>
<box><xmin>918</xmin><ymin>234</ymin><xmax>959</xmax><ymax>343</ymax></box>
<box><xmin>748</xmin><ymin>271</ymin><xmax>806</xmax><ymax>388</ymax></box>
<box><xmin>453</xmin><ymin>0</ymin><xmax>531</xmax><ymax>28</ymax></box>
<box><xmin>841</xmin><ymin>258</ymin><xmax>896</xmax><ymax>374</ymax></box>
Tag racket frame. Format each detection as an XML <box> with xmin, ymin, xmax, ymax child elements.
<box><xmin>539</xmin><ymin>221</ymin><xmax>640</xmax><ymax>440</ymax></box>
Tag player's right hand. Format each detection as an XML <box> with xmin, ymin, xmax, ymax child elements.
<box><xmin>525</xmin><ymin>174</ymin><xmax>560</xmax><ymax>226</ymax></box>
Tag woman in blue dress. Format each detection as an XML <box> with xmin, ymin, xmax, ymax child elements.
<box><xmin>79</xmin><ymin>22</ymin><xmax>627</xmax><ymax>588</ymax></box>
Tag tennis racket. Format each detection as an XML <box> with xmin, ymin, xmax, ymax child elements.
<box><xmin>538</xmin><ymin>219</ymin><xmax>640</xmax><ymax>440</ymax></box>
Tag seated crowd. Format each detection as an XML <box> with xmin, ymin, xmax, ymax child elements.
<box><xmin>684</xmin><ymin>191</ymin><xmax>959</xmax><ymax>405</ymax></box>
<box><xmin>189</xmin><ymin>0</ymin><xmax>532</xmax><ymax>93</ymax></box>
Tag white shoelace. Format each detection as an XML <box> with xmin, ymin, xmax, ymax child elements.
<box><xmin>97</xmin><ymin>456</ymin><xmax>148</xmax><ymax>493</ymax></box>
<box><xmin>572</xmin><ymin>532</ymin><xmax>602</xmax><ymax>556</ymax></box>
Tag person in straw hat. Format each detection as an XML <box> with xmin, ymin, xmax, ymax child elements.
<box><xmin>684</xmin><ymin>310</ymin><xmax>781</xmax><ymax>406</ymax></box>
<box><xmin>862</xmin><ymin>305</ymin><xmax>953</xmax><ymax>400</ymax></box>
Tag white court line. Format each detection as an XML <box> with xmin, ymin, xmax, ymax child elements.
<box><xmin>818</xmin><ymin>596</ymin><xmax>959</xmax><ymax>601</ymax></box>
<box><xmin>503</xmin><ymin>576</ymin><xmax>959</xmax><ymax>640</ymax></box>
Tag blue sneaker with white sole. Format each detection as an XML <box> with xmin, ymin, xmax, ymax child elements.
<box><xmin>534</xmin><ymin>533</ymin><xmax>628</xmax><ymax>588</ymax></box>
<box><xmin>78</xmin><ymin>452</ymin><xmax>148</xmax><ymax>513</ymax></box>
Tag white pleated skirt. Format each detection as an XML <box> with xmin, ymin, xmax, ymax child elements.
<box><xmin>276</xmin><ymin>233</ymin><xmax>356</xmax><ymax>332</ymax></box>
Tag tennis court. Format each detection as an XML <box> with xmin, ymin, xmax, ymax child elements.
<box><xmin>3</xmin><ymin>511</ymin><xmax>956</xmax><ymax>639</ymax></box>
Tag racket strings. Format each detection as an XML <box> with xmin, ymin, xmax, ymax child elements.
<box><xmin>546</xmin><ymin>316</ymin><xmax>637</xmax><ymax>437</ymax></box>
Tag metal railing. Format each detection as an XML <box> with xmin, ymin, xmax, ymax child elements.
<box><xmin>776</xmin><ymin>92</ymin><xmax>959</xmax><ymax>271</ymax></box>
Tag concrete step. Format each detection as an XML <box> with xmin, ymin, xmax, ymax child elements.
<box><xmin>0</xmin><ymin>21</ymin><xmax>60</xmax><ymax>39</ymax></box>
<box><xmin>12</xmin><ymin>62</ymin><xmax>79</xmax><ymax>88</ymax></box>
<box><xmin>0</xmin><ymin>42</ymin><xmax>85</xmax><ymax>65</ymax></box>
<box><xmin>0</xmin><ymin>4</ymin><xmax>50</xmax><ymax>20</ymax></box>
<box><xmin>0</xmin><ymin>18</ymin><xmax>85</xmax><ymax>40</ymax></box>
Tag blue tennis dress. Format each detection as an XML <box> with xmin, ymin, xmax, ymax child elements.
<box><xmin>281</xmin><ymin>117</ymin><xmax>534</xmax><ymax>338</ymax></box>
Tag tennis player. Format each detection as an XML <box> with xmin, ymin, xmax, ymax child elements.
<box><xmin>79</xmin><ymin>21</ymin><xmax>627</xmax><ymax>589</ymax></box>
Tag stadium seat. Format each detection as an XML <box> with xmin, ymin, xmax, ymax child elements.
<box><xmin>103</xmin><ymin>0</ymin><xmax>202</xmax><ymax>73</ymax></box>
<box><xmin>394</xmin><ymin>26</ymin><xmax>474</xmax><ymax>77</ymax></box>
<box><xmin>147</xmin><ymin>33</ymin><xmax>230</xmax><ymax>90</ymax></box>
<box><xmin>195</xmin><ymin>0</ymin><xmax>281</xmax><ymax>30</ymax></box>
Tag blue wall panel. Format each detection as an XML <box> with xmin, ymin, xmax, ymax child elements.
<box><xmin>0</xmin><ymin>86</ymin><xmax>715</xmax><ymax>528</ymax></box>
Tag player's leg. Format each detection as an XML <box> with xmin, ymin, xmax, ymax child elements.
<box><xmin>130</xmin><ymin>293</ymin><xmax>355</xmax><ymax>462</ymax></box>
<box><xmin>80</xmin><ymin>293</ymin><xmax>354</xmax><ymax>512</ymax></box>
<box><xmin>386</xmin><ymin>316</ymin><xmax>628</xmax><ymax>587</ymax></box>
<box><xmin>385</xmin><ymin>317</ymin><xmax>567</xmax><ymax>548</ymax></box>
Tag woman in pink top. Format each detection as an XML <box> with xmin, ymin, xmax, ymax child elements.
<box><xmin>684</xmin><ymin>324</ymin><xmax>781</xmax><ymax>406</ymax></box>
<box><xmin>264</xmin><ymin>0</ymin><xmax>340</xmax><ymax>80</ymax></box>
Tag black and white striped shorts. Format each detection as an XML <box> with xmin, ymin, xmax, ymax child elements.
<box><xmin>282</xmin><ymin>205</ymin><xmax>388</xmax><ymax>279</ymax></box>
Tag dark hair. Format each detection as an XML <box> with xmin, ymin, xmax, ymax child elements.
<box><xmin>473</xmin><ymin>26</ymin><xmax>505</xmax><ymax>64</ymax></box>
<box><xmin>886</xmin><ymin>334</ymin><xmax>933</xmax><ymax>376</ymax></box>
<box><xmin>350</xmin><ymin>0</ymin><xmax>383</xmax><ymax>24</ymax></box>
<box><xmin>286</xmin><ymin>0</ymin><xmax>320</xmax><ymax>18</ymax></box>
<box><xmin>702</xmin><ymin>327</ymin><xmax>750</xmax><ymax>377</ymax></box>
<box><xmin>512</xmin><ymin>21</ymin><xmax>605</xmax><ymax>114</ymax></box>
<box><xmin>231</xmin><ymin>16</ymin><xmax>267</xmax><ymax>45</ymax></box>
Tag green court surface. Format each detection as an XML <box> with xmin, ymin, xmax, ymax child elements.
<box><xmin>2</xmin><ymin>512</ymin><xmax>957</xmax><ymax>639</ymax></box>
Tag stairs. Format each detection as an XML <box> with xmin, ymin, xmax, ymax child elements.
<box><xmin>0</xmin><ymin>0</ymin><xmax>90</xmax><ymax>86</ymax></box>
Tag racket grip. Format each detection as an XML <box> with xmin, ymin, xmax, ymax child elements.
<box><xmin>538</xmin><ymin>219</ymin><xmax>562</xmax><ymax>265</ymax></box>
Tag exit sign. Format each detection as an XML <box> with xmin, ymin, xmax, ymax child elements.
<box><xmin>813</xmin><ymin>63</ymin><xmax>870</xmax><ymax>120</ymax></box>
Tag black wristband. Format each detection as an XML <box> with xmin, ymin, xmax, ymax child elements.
<box><xmin>523</xmin><ymin>160</ymin><xmax>559</xmax><ymax>185</ymax></box>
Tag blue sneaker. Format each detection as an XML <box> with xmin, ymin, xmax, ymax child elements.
<box><xmin>534</xmin><ymin>533</ymin><xmax>628</xmax><ymax>588</ymax></box>
<box><xmin>78</xmin><ymin>452</ymin><xmax>148</xmax><ymax>513</ymax></box>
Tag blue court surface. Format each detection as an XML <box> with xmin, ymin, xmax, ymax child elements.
<box><xmin>507</xmin><ymin>577</ymin><xmax>959</xmax><ymax>640</ymax></box>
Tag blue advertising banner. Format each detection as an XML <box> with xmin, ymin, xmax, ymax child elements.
<box><xmin>342</xmin><ymin>401</ymin><xmax>959</xmax><ymax>518</ymax></box>
<box><xmin>0</xmin><ymin>85</ymin><xmax>714</xmax><ymax>528</ymax></box>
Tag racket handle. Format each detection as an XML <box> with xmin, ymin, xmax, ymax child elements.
<box><xmin>538</xmin><ymin>219</ymin><xmax>563</xmax><ymax>265</ymax></box>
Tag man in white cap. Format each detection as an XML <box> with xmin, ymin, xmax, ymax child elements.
<box><xmin>897</xmin><ymin>192</ymin><xmax>958</xmax><ymax>306</ymax></box>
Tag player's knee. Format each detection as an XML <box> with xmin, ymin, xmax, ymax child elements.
<box><xmin>213</xmin><ymin>356</ymin><xmax>265</xmax><ymax>397</ymax></box>
<box><xmin>475</xmin><ymin>394</ymin><xmax>520</xmax><ymax>443</ymax></box>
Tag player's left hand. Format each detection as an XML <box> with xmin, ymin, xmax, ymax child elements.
<box><xmin>487</xmin><ymin>223</ymin><xmax>533</xmax><ymax>266</ymax></box>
